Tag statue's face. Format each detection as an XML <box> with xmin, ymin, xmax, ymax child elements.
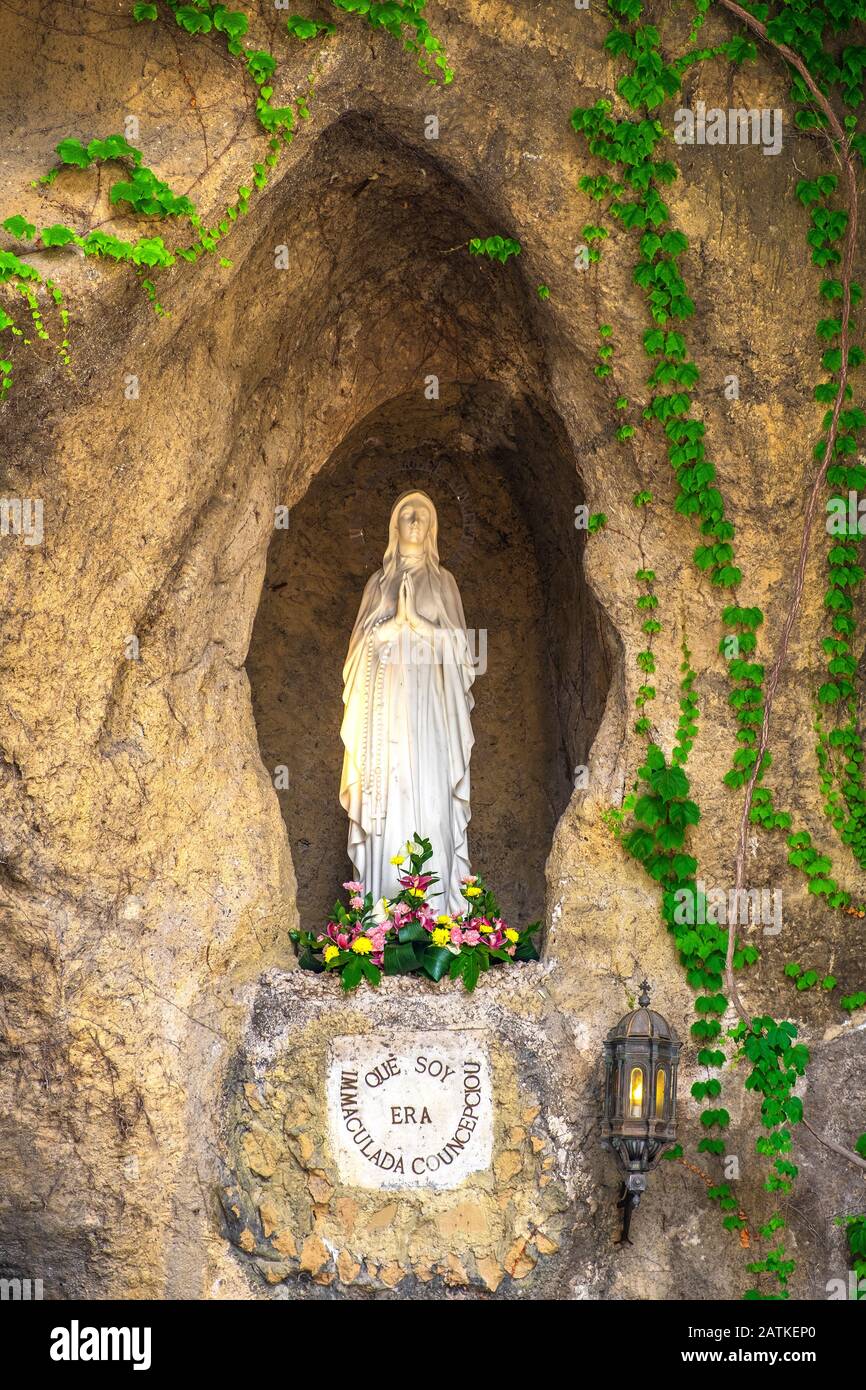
<box><xmin>397</xmin><ymin>502</ymin><xmax>431</xmax><ymax>547</ymax></box>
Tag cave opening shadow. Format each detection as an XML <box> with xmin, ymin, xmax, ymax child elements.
<box><xmin>247</xmin><ymin>381</ymin><xmax>612</xmax><ymax>937</ymax></box>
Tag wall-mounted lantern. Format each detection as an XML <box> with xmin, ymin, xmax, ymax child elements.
<box><xmin>601</xmin><ymin>979</ymin><xmax>680</xmax><ymax>1244</ymax></box>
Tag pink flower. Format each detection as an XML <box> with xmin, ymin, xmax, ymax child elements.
<box><xmin>392</xmin><ymin>901</ymin><xmax>411</xmax><ymax>922</ymax></box>
<box><xmin>372</xmin><ymin>950</ymin><xmax>384</xmax><ymax>966</ymax></box>
<box><xmin>460</xmin><ymin>874</ymin><xmax>478</xmax><ymax>885</ymax></box>
<box><xmin>450</xmin><ymin>926</ymin><xmax>463</xmax><ymax>946</ymax></box>
<box><xmin>488</xmin><ymin>929</ymin><xmax>505</xmax><ymax>948</ymax></box>
<box><xmin>462</xmin><ymin>928</ymin><xmax>480</xmax><ymax>946</ymax></box>
<box><xmin>325</xmin><ymin>922</ymin><xmax>355</xmax><ymax>956</ymax></box>
<box><xmin>343</xmin><ymin>881</ymin><xmax>364</xmax><ymax>893</ymax></box>
<box><xmin>368</xmin><ymin>926</ymin><xmax>387</xmax><ymax>952</ymax></box>
<box><xmin>349</xmin><ymin>895</ymin><xmax>364</xmax><ymax>910</ymax></box>
<box><xmin>399</xmin><ymin>873</ymin><xmax>435</xmax><ymax>891</ymax></box>
<box><xmin>506</xmin><ymin>943</ymin><xmax>516</xmax><ymax>957</ymax></box>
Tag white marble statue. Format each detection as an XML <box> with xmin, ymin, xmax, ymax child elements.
<box><xmin>339</xmin><ymin>491</ymin><xmax>476</xmax><ymax>913</ymax></box>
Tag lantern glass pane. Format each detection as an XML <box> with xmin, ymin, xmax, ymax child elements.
<box><xmin>655</xmin><ymin>1067</ymin><xmax>666</xmax><ymax>1116</ymax></box>
<box><xmin>628</xmin><ymin>1066</ymin><xmax>644</xmax><ymax>1118</ymax></box>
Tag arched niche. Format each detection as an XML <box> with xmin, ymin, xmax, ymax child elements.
<box><xmin>246</xmin><ymin>379</ymin><xmax>614</xmax><ymax>932</ymax></box>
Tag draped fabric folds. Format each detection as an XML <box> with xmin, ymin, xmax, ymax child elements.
<box><xmin>339</xmin><ymin>493</ymin><xmax>476</xmax><ymax>914</ymax></box>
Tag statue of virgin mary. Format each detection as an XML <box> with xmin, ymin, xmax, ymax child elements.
<box><xmin>339</xmin><ymin>491</ymin><xmax>476</xmax><ymax>913</ymax></box>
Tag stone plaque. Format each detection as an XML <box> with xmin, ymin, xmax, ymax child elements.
<box><xmin>326</xmin><ymin>1029</ymin><xmax>493</xmax><ymax>1190</ymax></box>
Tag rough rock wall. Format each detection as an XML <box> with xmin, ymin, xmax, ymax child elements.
<box><xmin>0</xmin><ymin>0</ymin><xmax>863</xmax><ymax>1299</ymax></box>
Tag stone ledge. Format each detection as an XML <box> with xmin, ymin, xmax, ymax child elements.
<box><xmin>248</xmin><ymin>958</ymin><xmax>557</xmax><ymax>1057</ymax></box>
<box><xmin>220</xmin><ymin>958</ymin><xmax>573</xmax><ymax>1297</ymax></box>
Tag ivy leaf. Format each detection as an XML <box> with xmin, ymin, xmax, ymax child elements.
<box><xmin>213</xmin><ymin>6</ymin><xmax>249</xmax><ymax>41</ymax></box>
<box><xmin>2</xmin><ymin>215</ymin><xmax>36</xmax><ymax>240</ymax></box>
<box><xmin>56</xmin><ymin>138</ymin><xmax>91</xmax><ymax>169</ymax></box>
<box><xmin>175</xmin><ymin>5</ymin><xmax>212</xmax><ymax>34</ymax></box>
<box><xmin>40</xmin><ymin>225</ymin><xmax>76</xmax><ymax>247</ymax></box>
<box><xmin>651</xmin><ymin>765</ymin><xmax>690</xmax><ymax>800</ymax></box>
<box><xmin>784</xmin><ymin>1097</ymin><xmax>803</xmax><ymax>1124</ymax></box>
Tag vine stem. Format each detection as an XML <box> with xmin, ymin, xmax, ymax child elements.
<box><xmin>675</xmin><ymin>1154</ymin><xmax>752</xmax><ymax>1245</ymax></box>
<box><xmin>714</xmin><ymin>0</ymin><xmax>866</xmax><ymax>1175</ymax></box>
<box><xmin>802</xmin><ymin>1115</ymin><xmax>866</xmax><ymax>1171</ymax></box>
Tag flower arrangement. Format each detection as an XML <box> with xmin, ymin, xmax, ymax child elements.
<box><xmin>291</xmin><ymin>833</ymin><xmax>541</xmax><ymax>992</ymax></box>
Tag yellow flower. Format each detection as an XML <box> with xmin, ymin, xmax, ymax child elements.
<box><xmin>436</xmin><ymin>914</ymin><xmax>454</xmax><ymax>927</ymax></box>
<box><xmin>352</xmin><ymin>936</ymin><xmax>373</xmax><ymax>955</ymax></box>
<box><xmin>465</xmin><ymin>885</ymin><xmax>482</xmax><ymax>898</ymax></box>
<box><xmin>432</xmin><ymin>927</ymin><xmax>450</xmax><ymax>947</ymax></box>
<box><xmin>323</xmin><ymin>944</ymin><xmax>339</xmax><ymax>962</ymax></box>
<box><xmin>504</xmin><ymin>928</ymin><xmax>518</xmax><ymax>943</ymax></box>
<box><xmin>409</xmin><ymin>888</ymin><xmax>425</xmax><ymax>898</ymax></box>
<box><xmin>390</xmin><ymin>853</ymin><xmax>405</xmax><ymax>865</ymax></box>
<box><xmin>479</xmin><ymin>922</ymin><xmax>493</xmax><ymax>933</ymax></box>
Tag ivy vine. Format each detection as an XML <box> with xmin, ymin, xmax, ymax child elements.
<box><xmin>0</xmin><ymin>0</ymin><xmax>450</xmax><ymax>391</ymax></box>
<box><xmin>573</xmin><ymin>0</ymin><xmax>866</xmax><ymax>1298</ymax></box>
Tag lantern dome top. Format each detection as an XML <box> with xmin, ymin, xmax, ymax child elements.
<box><xmin>607</xmin><ymin>980</ymin><xmax>679</xmax><ymax>1043</ymax></box>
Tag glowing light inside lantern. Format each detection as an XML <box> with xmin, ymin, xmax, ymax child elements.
<box><xmin>628</xmin><ymin>1066</ymin><xmax>644</xmax><ymax>1118</ymax></box>
<box><xmin>655</xmin><ymin>1068</ymin><xmax>666</xmax><ymax>1116</ymax></box>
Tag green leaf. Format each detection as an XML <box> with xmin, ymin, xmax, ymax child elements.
<box><xmin>297</xmin><ymin>949</ymin><xmax>324</xmax><ymax>973</ymax></box>
<box><xmin>397</xmin><ymin>920</ymin><xmax>428</xmax><ymax>943</ymax></box>
<box><xmin>383</xmin><ymin>941</ymin><xmax>424</xmax><ymax>975</ymax></box>
<box><xmin>213</xmin><ymin>6</ymin><xmax>249</xmax><ymax>41</ymax></box>
<box><xmin>422</xmin><ymin>945</ymin><xmax>454</xmax><ymax>982</ymax></box>
<box><xmin>2</xmin><ymin>215</ymin><xmax>36</xmax><ymax>240</ymax></box>
<box><xmin>39</xmin><ymin>225</ymin><xmax>77</xmax><ymax>247</ymax></box>
<box><xmin>175</xmin><ymin>5</ymin><xmax>212</xmax><ymax>34</ymax></box>
<box><xmin>340</xmin><ymin>956</ymin><xmax>363</xmax><ymax>991</ymax></box>
<box><xmin>56</xmin><ymin>138</ymin><xmax>91</xmax><ymax>169</ymax></box>
<box><xmin>462</xmin><ymin>950</ymin><xmax>481</xmax><ymax>992</ymax></box>
<box><xmin>359</xmin><ymin>957</ymin><xmax>381</xmax><ymax>986</ymax></box>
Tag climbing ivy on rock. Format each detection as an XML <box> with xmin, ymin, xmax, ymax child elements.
<box><xmin>328</xmin><ymin>1</ymin><xmax>452</xmax><ymax>85</ymax></box>
<box><xmin>573</xmin><ymin>0</ymin><xmax>866</xmax><ymax>1298</ymax></box>
<box><xmin>468</xmin><ymin>235</ymin><xmax>522</xmax><ymax>264</ymax></box>
<box><xmin>0</xmin><ymin>0</ymin><xmax>450</xmax><ymax>393</ymax></box>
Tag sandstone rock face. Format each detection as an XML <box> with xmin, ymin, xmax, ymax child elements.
<box><xmin>0</xmin><ymin>1</ymin><xmax>863</xmax><ymax>1300</ymax></box>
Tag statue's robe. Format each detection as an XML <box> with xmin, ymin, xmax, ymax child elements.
<box><xmin>340</xmin><ymin>554</ymin><xmax>475</xmax><ymax>912</ymax></box>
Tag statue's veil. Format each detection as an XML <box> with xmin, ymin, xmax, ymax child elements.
<box><xmin>363</xmin><ymin>490</ymin><xmax>445</xmax><ymax>630</ymax></box>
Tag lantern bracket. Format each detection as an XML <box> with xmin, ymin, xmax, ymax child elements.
<box><xmin>615</xmin><ymin>1173</ymin><xmax>646</xmax><ymax>1245</ymax></box>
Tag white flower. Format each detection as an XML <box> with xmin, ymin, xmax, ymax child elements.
<box><xmin>371</xmin><ymin>897</ymin><xmax>391</xmax><ymax>925</ymax></box>
<box><xmin>445</xmin><ymin>942</ymin><xmax>461</xmax><ymax>955</ymax></box>
<box><xmin>405</xmin><ymin>839</ymin><xmax>423</xmax><ymax>857</ymax></box>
